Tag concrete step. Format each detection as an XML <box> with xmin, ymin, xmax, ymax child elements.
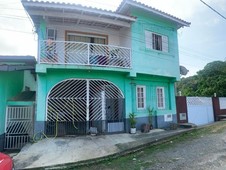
<box><xmin>178</xmin><ymin>123</ymin><xmax>197</xmax><ymax>128</ymax></box>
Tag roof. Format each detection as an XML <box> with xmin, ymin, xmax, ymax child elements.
<box><xmin>21</xmin><ymin>0</ymin><xmax>190</xmax><ymax>30</ymax></box>
<box><xmin>21</xmin><ymin>0</ymin><xmax>136</xmax><ymax>30</ymax></box>
<box><xmin>117</xmin><ymin>0</ymin><xmax>190</xmax><ymax>28</ymax></box>
<box><xmin>8</xmin><ymin>91</ymin><xmax>36</xmax><ymax>101</ymax></box>
<box><xmin>22</xmin><ymin>0</ymin><xmax>136</xmax><ymax>21</ymax></box>
<box><xmin>0</xmin><ymin>55</ymin><xmax>36</xmax><ymax>71</ymax></box>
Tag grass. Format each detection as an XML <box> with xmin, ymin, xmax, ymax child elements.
<box><xmin>66</xmin><ymin>122</ymin><xmax>226</xmax><ymax>170</ymax></box>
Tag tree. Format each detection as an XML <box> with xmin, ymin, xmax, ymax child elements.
<box><xmin>176</xmin><ymin>61</ymin><xmax>226</xmax><ymax>97</ymax></box>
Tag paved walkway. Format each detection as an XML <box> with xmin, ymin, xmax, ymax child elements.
<box><xmin>13</xmin><ymin>128</ymin><xmax>192</xmax><ymax>169</ymax></box>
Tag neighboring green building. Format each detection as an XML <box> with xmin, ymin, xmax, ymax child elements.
<box><xmin>22</xmin><ymin>0</ymin><xmax>190</xmax><ymax>136</ymax></box>
<box><xmin>0</xmin><ymin>56</ymin><xmax>36</xmax><ymax>150</ymax></box>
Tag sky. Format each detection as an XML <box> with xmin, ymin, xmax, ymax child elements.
<box><xmin>0</xmin><ymin>0</ymin><xmax>226</xmax><ymax>77</ymax></box>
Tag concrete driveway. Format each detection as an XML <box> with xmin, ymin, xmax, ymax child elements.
<box><xmin>13</xmin><ymin>129</ymin><xmax>189</xmax><ymax>169</ymax></box>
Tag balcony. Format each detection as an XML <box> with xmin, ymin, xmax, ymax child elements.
<box><xmin>38</xmin><ymin>40</ymin><xmax>131</xmax><ymax>69</ymax></box>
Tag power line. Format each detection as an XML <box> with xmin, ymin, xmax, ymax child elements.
<box><xmin>0</xmin><ymin>7</ymin><xmax>24</xmax><ymax>11</ymax></box>
<box><xmin>0</xmin><ymin>15</ymin><xmax>28</xmax><ymax>20</ymax></box>
<box><xmin>0</xmin><ymin>1</ymin><xmax>221</xmax><ymax>67</ymax></box>
<box><xmin>0</xmin><ymin>13</ymin><xmax>219</xmax><ymax>65</ymax></box>
<box><xmin>200</xmin><ymin>0</ymin><xmax>226</xmax><ymax>20</ymax></box>
<box><xmin>0</xmin><ymin>27</ymin><xmax>34</xmax><ymax>35</ymax></box>
<box><xmin>45</xmin><ymin>21</ymin><xmax>220</xmax><ymax>66</ymax></box>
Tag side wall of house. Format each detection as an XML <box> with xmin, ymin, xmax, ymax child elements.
<box><xmin>127</xmin><ymin>74</ymin><xmax>177</xmax><ymax>130</ymax></box>
<box><xmin>130</xmin><ymin>9</ymin><xmax>180</xmax><ymax>80</ymax></box>
<box><xmin>0</xmin><ymin>71</ymin><xmax>23</xmax><ymax>150</ymax></box>
<box><xmin>23</xmin><ymin>70</ymin><xmax>36</xmax><ymax>91</ymax></box>
<box><xmin>127</xmin><ymin>9</ymin><xmax>180</xmax><ymax>129</ymax></box>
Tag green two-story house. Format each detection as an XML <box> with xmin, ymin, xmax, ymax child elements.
<box><xmin>22</xmin><ymin>0</ymin><xmax>190</xmax><ymax>136</ymax></box>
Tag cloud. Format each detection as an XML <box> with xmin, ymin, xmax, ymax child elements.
<box><xmin>0</xmin><ymin>0</ymin><xmax>37</xmax><ymax>56</ymax></box>
<box><xmin>209</xmin><ymin>0</ymin><xmax>226</xmax><ymax>12</ymax></box>
<box><xmin>0</xmin><ymin>29</ymin><xmax>37</xmax><ymax>56</ymax></box>
<box><xmin>1</xmin><ymin>0</ymin><xmax>225</xmax><ymax>77</ymax></box>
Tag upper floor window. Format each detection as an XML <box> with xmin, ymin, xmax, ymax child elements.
<box><xmin>136</xmin><ymin>85</ymin><xmax>146</xmax><ymax>109</ymax></box>
<box><xmin>66</xmin><ymin>31</ymin><xmax>107</xmax><ymax>45</ymax></box>
<box><xmin>47</xmin><ymin>28</ymin><xmax>57</xmax><ymax>40</ymax></box>
<box><xmin>156</xmin><ymin>87</ymin><xmax>165</xmax><ymax>109</ymax></box>
<box><xmin>152</xmin><ymin>33</ymin><xmax>162</xmax><ymax>51</ymax></box>
<box><xmin>145</xmin><ymin>30</ymin><xmax>168</xmax><ymax>53</ymax></box>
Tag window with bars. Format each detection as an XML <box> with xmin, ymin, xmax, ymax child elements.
<box><xmin>136</xmin><ymin>86</ymin><xmax>146</xmax><ymax>109</ymax></box>
<box><xmin>152</xmin><ymin>33</ymin><xmax>162</xmax><ymax>51</ymax></box>
<box><xmin>157</xmin><ymin>87</ymin><xmax>165</xmax><ymax>109</ymax></box>
<box><xmin>145</xmin><ymin>30</ymin><xmax>168</xmax><ymax>52</ymax></box>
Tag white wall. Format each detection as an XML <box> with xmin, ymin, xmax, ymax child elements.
<box><xmin>23</xmin><ymin>70</ymin><xmax>36</xmax><ymax>91</ymax></box>
<box><xmin>46</xmin><ymin>23</ymin><xmax>123</xmax><ymax>46</ymax></box>
<box><xmin>187</xmin><ymin>97</ymin><xmax>214</xmax><ymax>126</ymax></box>
<box><xmin>119</xmin><ymin>27</ymin><xmax>131</xmax><ymax>48</ymax></box>
<box><xmin>45</xmin><ymin>23</ymin><xmax>131</xmax><ymax>63</ymax></box>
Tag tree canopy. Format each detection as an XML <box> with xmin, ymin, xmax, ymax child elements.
<box><xmin>176</xmin><ymin>61</ymin><xmax>226</xmax><ymax>97</ymax></box>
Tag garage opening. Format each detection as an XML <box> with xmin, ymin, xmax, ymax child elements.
<box><xmin>45</xmin><ymin>79</ymin><xmax>125</xmax><ymax>136</ymax></box>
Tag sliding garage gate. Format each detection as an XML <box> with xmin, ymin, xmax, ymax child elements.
<box><xmin>46</xmin><ymin>79</ymin><xmax>125</xmax><ymax>136</ymax></box>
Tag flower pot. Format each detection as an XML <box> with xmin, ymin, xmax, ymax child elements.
<box><xmin>150</xmin><ymin>124</ymin><xmax>153</xmax><ymax>130</ymax></box>
<box><xmin>141</xmin><ymin>123</ymin><xmax>150</xmax><ymax>133</ymax></box>
<box><xmin>130</xmin><ymin>128</ymin><xmax>136</xmax><ymax>134</ymax></box>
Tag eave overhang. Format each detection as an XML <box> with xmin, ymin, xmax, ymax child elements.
<box><xmin>117</xmin><ymin>0</ymin><xmax>191</xmax><ymax>29</ymax></box>
<box><xmin>22</xmin><ymin>0</ymin><xmax>136</xmax><ymax>30</ymax></box>
<box><xmin>0</xmin><ymin>55</ymin><xmax>36</xmax><ymax>71</ymax></box>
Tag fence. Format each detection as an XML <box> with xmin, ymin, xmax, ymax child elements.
<box><xmin>4</xmin><ymin>105</ymin><xmax>34</xmax><ymax>149</ymax></box>
<box><xmin>39</xmin><ymin>40</ymin><xmax>131</xmax><ymax>68</ymax></box>
<box><xmin>176</xmin><ymin>96</ymin><xmax>226</xmax><ymax>126</ymax></box>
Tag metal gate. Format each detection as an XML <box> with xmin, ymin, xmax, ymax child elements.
<box><xmin>4</xmin><ymin>105</ymin><xmax>34</xmax><ymax>149</ymax></box>
<box><xmin>46</xmin><ymin>79</ymin><xmax>125</xmax><ymax>136</ymax></box>
<box><xmin>187</xmin><ymin>97</ymin><xmax>214</xmax><ymax>126</ymax></box>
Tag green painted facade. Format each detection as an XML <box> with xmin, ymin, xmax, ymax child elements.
<box><xmin>127</xmin><ymin>8</ymin><xmax>179</xmax><ymax>126</ymax></box>
<box><xmin>130</xmin><ymin>75</ymin><xmax>176</xmax><ymax>117</ymax></box>
<box><xmin>0</xmin><ymin>71</ymin><xmax>24</xmax><ymax>134</ymax></box>
<box><xmin>34</xmin><ymin>3</ymin><xmax>182</xmax><ymax>131</ymax></box>
<box><xmin>130</xmin><ymin>9</ymin><xmax>180</xmax><ymax>80</ymax></box>
<box><xmin>36</xmin><ymin>69</ymin><xmax>131</xmax><ymax>121</ymax></box>
<box><xmin>35</xmin><ymin>70</ymin><xmax>176</xmax><ymax>128</ymax></box>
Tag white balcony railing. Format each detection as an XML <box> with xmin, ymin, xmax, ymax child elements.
<box><xmin>38</xmin><ymin>40</ymin><xmax>131</xmax><ymax>69</ymax></box>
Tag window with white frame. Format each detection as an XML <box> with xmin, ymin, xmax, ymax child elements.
<box><xmin>47</xmin><ymin>28</ymin><xmax>57</xmax><ymax>40</ymax></box>
<box><xmin>136</xmin><ymin>86</ymin><xmax>146</xmax><ymax>109</ymax></box>
<box><xmin>66</xmin><ymin>32</ymin><xmax>107</xmax><ymax>44</ymax></box>
<box><xmin>145</xmin><ymin>30</ymin><xmax>168</xmax><ymax>52</ymax></box>
<box><xmin>46</xmin><ymin>28</ymin><xmax>57</xmax><ymax>59</ymax></box>
<box><xmin>157</xmin><ymin>87</ymin><xmax>165</xmax><ymax>109</ymax></box>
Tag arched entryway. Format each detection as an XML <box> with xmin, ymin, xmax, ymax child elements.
<box><xmin>45</xmin><ymin>79</ymin><xmax>125</xmax><ymax>136</ymax></box>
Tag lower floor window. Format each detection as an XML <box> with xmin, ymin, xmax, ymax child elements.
<box><xmin>157</xmin><ymin>87</ymin><xmax>165</xmax><ymax>109</ymax></box>
<box><xmin>136</xmin><ymin>85</ymin><xmax>146</xmax><ymax>109</ymax></box>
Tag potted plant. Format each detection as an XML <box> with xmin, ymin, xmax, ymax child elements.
<box><xmin>129</xmin><ymin>112</ymin><xmax>137</xmax><ymax>134</ymax></box>
<box><xmin>148</xmin><ymin>107</ymin><xmax>155</xmax><ymax>130</ymax></box>
<box><xmin>141</xmin><ymin>107</ymin><xmax>155</xmax><ymax>133</ymax></box>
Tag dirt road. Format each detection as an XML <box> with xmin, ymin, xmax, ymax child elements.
<box><xmin>146</xmin><ymin>122</ymin><xmax>226</xmax><ymax>170</ymax></box>
<box><xmin>78</xmin><ymin>122</ymin><xmax>226</xmax><ymax>170</ymax></box>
